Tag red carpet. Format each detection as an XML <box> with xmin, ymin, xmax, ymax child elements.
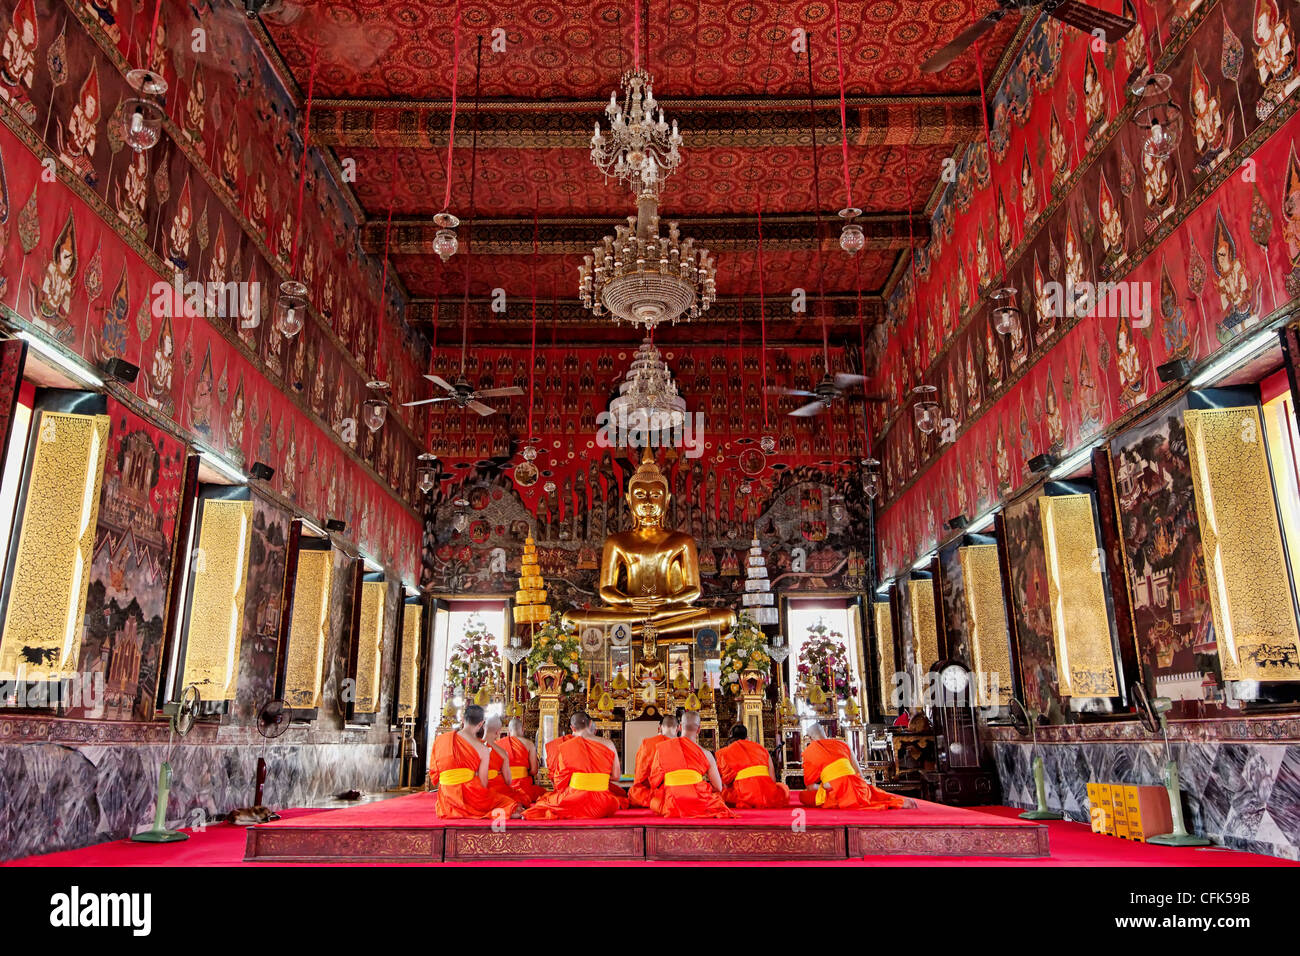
<box><xmin>6</xmin><ymin>799</ymin><xmax>1294</xmax><ymax>866</ymax></box>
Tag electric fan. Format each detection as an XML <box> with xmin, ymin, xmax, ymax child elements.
<box><xmin>1132</xmin><ymin>682</ymin><xmax>1210</xmax><ymax>846</ymax></box>
<box><xmin>254</xmin><ymin>699</ymin><xmax>290</xmax><ymax>806</ymax></box>
<box><xmin>132</xmin><ymin>684</ymin><xmax>200</xmax><ymax>843</ymax></box>
<box><xmin>1010</xmin><ymin>697</ymin><xmax>1063</xmax><ymax>820</ymax></box>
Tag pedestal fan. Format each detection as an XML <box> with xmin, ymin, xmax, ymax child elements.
<box><xmin>1132</xmin><ymin>682</ymin><xmax>1210</xmax><ymax>846</ymax></box>
<box><xmin>131</xmin><ymin>684</ymin><xmax>200</xmax><ymax>843</ymax></box>
<box><xmin>225</xmin><ymin>700</ymin><xmax>289</xmax><ymax>824</ymax></box>
<box><xmin>1010</xmin><ymin>697</ymin><xmax>1063</xmax><ymax>820</ymax></box>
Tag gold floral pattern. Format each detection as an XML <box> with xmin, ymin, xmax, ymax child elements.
<box><xmin>181</xmin><ymin>498</ymin><xmax>254</xmax><ymax>699</ymax></box>
<box><xmin>959</xmin><ymin>545</ymin><xmax>1014</xmax><ymax>706</ymax></box>
<box><xmin>353</xmin><ymin>581</ymin><xmax>386</xmax><ymax>713</ymax></box>
<box><xmin>283</xmin><ymin>549</ymin><xmax>333</xmax><ymax>709</ymax></box>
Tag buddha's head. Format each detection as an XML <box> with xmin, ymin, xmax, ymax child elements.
<box><xmin>627</xmin><ymin>447</ymin><xmax>669</xmax><ymax>528</ymax></box>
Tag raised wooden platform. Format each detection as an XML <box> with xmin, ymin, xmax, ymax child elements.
<box><xmin>244</xmin><ymin>792</ymin><xmax>1050</xmax><ymax>863</ymax></box>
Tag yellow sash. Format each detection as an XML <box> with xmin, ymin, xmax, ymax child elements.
<box><xmin>814</xmin><ymin>758</ymin><xmax>855</xmax><ymax>807</ymax></box>
<box><xmin>569</xmin><ymin>772</ymin><xmax>610</xmax><ymax>792</ymax></box>
<box><xmin>487</xmin><ymin>769</ymin><xmax>500</xmax><ymax>779</ymax></box>
<box><xmin>736</xmin><ymin>764</ymin><xmax>770</xmax><ymax>781</ymax></box>
<box><xmin>510</xmin><ymin>766</ymin><xmax>529</xmax><ymax>780</ymax></box>
<box><xmin>438</xmin><ymin>768</ymin><xmax>475</xmax><ymax>786</ymax></box>
<box><xmin>665</xmin><ymin>768</ymin><xmax>704</xmax><ymax>787</ymax></box>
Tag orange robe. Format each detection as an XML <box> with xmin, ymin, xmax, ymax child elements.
<box><xmin>486</xmin><ymin>743</ymin><xmax>531</xmax><ymax>806</ymax></box>
<box><xmin>717</xmin><ymin>739</ymin><xmax>790</xmax><ymax>809</ymax></box>
<box><xmin>628</xmin><ymin>733</ymin><xmax>671</xmax><ymax>808</ymax></box>
<box><xmin>430</xmin><ymin>731</ymin><xmax>519</xmax><ymax>819</ymax></box>
<box><xmin>649</xmin><ymin>738</ymin><xmax>737</xmax><ymax>818</ymax></box>
<box><xmin>497</xmin><ymin>735</ymin><xmax>545</xmax><ymax>804</ymax></box>
<box><xmin>546</xmin><ymin>733</ymin><xmax>627</xmax><ymax>802</ymax></box>
<box><xmin>523</xmin><ymin>736</ymin><xmax>624</xmax><ymax>820</ymax></box>
<box><xmin>798</xmin><ymin>738</ymin><xmax>904</xmax><ymax>810</ymax></box>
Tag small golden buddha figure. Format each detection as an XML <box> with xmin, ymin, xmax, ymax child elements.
<box><xmin>563</xmin><ymin>448</ymin><xmax>736</xmax><ymax>639</ymax></box>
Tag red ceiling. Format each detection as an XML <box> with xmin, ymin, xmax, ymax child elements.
<box><xmin>267</xmin><ymin>0</ymin><xmax>1022</xmax><ymax>100</ymax></box>
<box><xmin>349</xmin><ymin>143</ymin><xmax>954</xmax><ymax>218</ymax></box>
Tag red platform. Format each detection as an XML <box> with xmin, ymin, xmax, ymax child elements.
<box><xmin>243</xmin><ymin>792</ymin><xmax>1050</xmax><ymax>862</ymax></box>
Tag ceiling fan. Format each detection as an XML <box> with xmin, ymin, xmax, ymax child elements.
<box><xmin>402</xmin><ymin>374</ymin><xmax>523</xmax><ymax>416</ymax></box>
<box><xmin>921</xmin><ymin>0</ymin><xmax>1136</xmax><ymax>74</ymax></box>
<box><xmin>768</xmin><ymin>372</ymin><xmax>887</xmax><ymax>418</ymax></box>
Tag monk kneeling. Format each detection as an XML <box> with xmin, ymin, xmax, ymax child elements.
<box><xmin>717</xmin><ymin>724</ymin><xmax>789</xmax><ymax>809</ymax></box>
<box><xmin>496</xmin><ymin>717</ymin><xmax>546</xmax><ymax>805</ymax></box>
<box><xmin>799</xmin><ymin>724</ymin><xmax>914</xmax><ymax>810</ymax></box>
<box><xmin>524</xmin><ymin>711</ymin><xmax>625</xmax><ymax>820</ymax></box>
<box><xmin>628</xmin><ymin>714</ymin><xmax>677</xmax><ymax>808</ymax></box>
<box><xmin>430</xmin><ymin>705</ymin><xmax>522</xmax><ymax>819</ymax></box>
<box><xmin>649</xmin><ymin>711</ymin><xmax>737</xmax><ymax>818</ymax></box>
<box><xmin>482</xmin><ymin>715</ymin><xmax>533</xmax><ymax>806</ymax></box>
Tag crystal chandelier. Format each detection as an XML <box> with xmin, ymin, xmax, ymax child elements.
<box><xmin>579</xmin><ymin>195</ymin><xmax>717</xmax><ymax>330</ymax></box>
<box><xmin>608</xmin><ymin>339</ymin><xmax>687</xmax><ymax>433</ymax></box>
<box><xmin>590</xmin><ymin>68</ymin><xmax>682</xmax><ymax>198</ymax></box>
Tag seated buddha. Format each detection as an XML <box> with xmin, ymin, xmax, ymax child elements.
<box><xmin>564</xmin><ymin>449</ymin><xmax>736</xmax><ymax>641</ymax></box>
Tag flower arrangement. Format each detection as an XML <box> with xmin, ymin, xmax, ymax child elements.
<box><xmin>796</xmin><ymin>617</ymin><xmax>858</xmax><ymax>699</ymax></box>
<box><xmin>524</xmin><ymin>613</ymin><xmax>582</xmax><ymax>694</ymax></box>
<box><xmin>720</xmin><ymin>611</ymin><xmax>772</xmax><ymax>695</ymax></box>
<box><xmin>444</xmin><ymin>614</ymin><xmax>505</xmax><ymax>699</ymax></box>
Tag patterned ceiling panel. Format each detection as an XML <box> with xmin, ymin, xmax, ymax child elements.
<box><xmin>266</xmin><ymin>1</ymin><xmax>1022</xmax><ymax>100</ymax></box>
<box><xmin>348</xmin><ymin>143</ymin><xmax>955</xmax><ymax>218</ymax></box>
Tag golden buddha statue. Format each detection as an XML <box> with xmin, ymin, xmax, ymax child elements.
<box><xmin>564</xmin><ymin>448</ymin><xmax>736</xmax><ymax>640</ymax></box>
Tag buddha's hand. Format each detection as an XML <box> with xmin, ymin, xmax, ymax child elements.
<box><xmin>630</xmin><ymin>596</ymin><xmax>664</xmax><ymax>614</ymax></box>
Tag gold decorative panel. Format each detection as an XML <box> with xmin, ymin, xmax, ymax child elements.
<box><xmin>873</xmin><ymin>601</ymin><xmax>895</xmax><ymax>712</ymax></box>
<box><xmin>397</xmin><ymin>603</ymin><xmax>422</xmax><ymax>718</ymax></box>
<box><xmin>283</xmin><ymin>549</ymin><xmax>333</xmax><ymax>708</ymax></box>
<box><xmin>907</xmin><ymin>578</ymin><xmax>940</xmax><ymax>700</ymax></box>
<box><xmin>180</xmin><ymin>498</ymin><xmax>254</xmax><ymax>700</ymax></box>
<box><xmin>1038</xmin><ymin>494</ymin><xmax>1119</xmax><ymax>698</ymax></box>
<box><xmin>354</xmin><ymin>581</ymin><xmax>386</xmax><ymax>713</ymax></box>
<box><xmin>0</xmin><ymin>411</ymin><xmax>109</xmax><ymax>679</ymax></box>
<box><xmin>1186</xmin><ymin>407</ymin><xmax>1300</xmax><ymax>682</ymax></box>
<box><xmin>959</xmin><ymin>545</ymin><xmax>1014</xmax><ymax>707</ymax></box>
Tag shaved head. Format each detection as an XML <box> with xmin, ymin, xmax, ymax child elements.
<box><xmin>681</xmin><ymin>710</ymin><xmax>701</xmax><ymax>733</ymax></box>
<box><xmin>570</xmin><ymin>710</ymin><xmax>591</xmax><ymax>731</ymax></box>
<box><xmin>806</xmin><ymin>722</ymin><xmax>826</xmax><ymax>740</ymax></box>
<box><xmin>508</xmin><ymin>717</ymin><xmax>524</xmax><ymax>736</ymax></box>
<box><xmin>660</xmin><ymin>714</ymin><xmax>678</xmax><ymax>734</ymax></box>
<box><xmin>484</xmin><ymin>714</ymin><xmax>502</xmax><ymax>735</ymax></box>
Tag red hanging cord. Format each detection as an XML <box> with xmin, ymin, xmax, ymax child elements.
<box><xmin>756</xmin><ymin>202</ymin><xmax>769</xmax><ymax>428</ymax></box>
<box><xmin>806</xmin><ymin>41</ymin><xmax>831</xmax><ymax>375</ymax></box>
<box><xmin>970</xmin><ymin>21</ymin><xmax>1005</xmax><ymax>280</ymax></box>
<box><xmin>376</xmin><ymin>153</ymin><xmax>398</xmax><ymax>383</ymax></box>
<box><xmin>903</xmin><ymin>143</ymin><xmax>921</xmax><ymax>329</ymax></box>
<box><xmin>1132</xmin><ymin>0</ymin><xmax>1157</xmax><ymax>75</ymax></box>
<box><xmin>633</xmin><ymin>0</ymin><xmax>641</xmax><ymax>71</ymax></box>
<box><xmin>527</xmin><ymin>199</ymin><xmax>539</xmax><ymax>442</ymax></box>
<box><xmin>289</xmin><ymin>47</ymin><xmax>319</xmax><ymax>279</ymax></box>
<box><xmin>146</xmin><ymin>0</ymin><xmax>163</xmax><ymax>67</ymax></box>
<box><xmin>442</xmin><ymin>0</ymin><xmax>465</xmax><ymax>213</ymax></box>
<box><xmin>831</xmin><ymin>0</ymin><xmax>853</xmax><ymax>210</ymax></box>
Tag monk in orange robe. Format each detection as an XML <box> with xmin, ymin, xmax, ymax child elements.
<box><xmin>628</xmin><ymin>713</ymin><xmax>677</xmax><ymax>808</ymax></box>
<box><xmin>798</xmin><ymin>724</ymin><xmax>913</xmax><ymax>810</ymax></box>
<box><xmin>547</xmin><ymin>727</ymin><xmax>627</xmax><ymax>802</ymax></box>
<box><xmin>716</xmin><ymin>724</ymin><xmax>789</xmax><ymax>809</ymax></box>
<box><xmin>524</xmin><ymin>711</ymin><xmax>625</xmax><ymax>820</ymax></box>
<box><xmin>482</xmin><ymin>715</ymin><xmax>532</xmax><ymax>806</ymax></box>
<box><xmin>429</xmin><ymin>705</ymin><xmax>522</xmax><ymax>819</ymax></box>
<box><xmin>496</xmin><ymin>717</ymin><xmax>546</xmax><ymax>804</ymax></box>
<box><xmin>648</xmin><ymin>710</ymin><xmax>737</xmax><ymax>818</ymax></box>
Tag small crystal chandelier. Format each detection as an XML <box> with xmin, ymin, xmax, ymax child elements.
<box><xmin>861</xmin><ymin>458</ymin><xmax>881</xmax><ymax>500</ymax></box>
<box><xmin>417</xmin><ymin>452</ymin><xmax>439</xmax><ymax>494</ymax></box>
<box><xmin>275</xmin><ymin>279</ymin><xmax>309</xmax><ymax>339</ymax></box>
<box><xmin>432</xmin><ymin>211</ymin><xmax>460</xmax><ymax>263</ymax></box>
<box><xmin>608</xmin><ymin>339</ymin><xmax>687</xmax><ymax>439</ymax></box>
<box><xmin>838</xmin><ymin>207</ymin><xmax>865</xmax><ymax>256</ymax></box>
<box><xmin>590</xmin><ymin>68</ymin><xmax>683</xmax><ymax>199</ymax></box>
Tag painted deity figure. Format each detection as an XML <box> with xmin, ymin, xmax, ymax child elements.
<box><xmin>1254</xmin><ymin>0</ymin><xmax>1300</xmax><ymax>119</ymax></box>
<box><xmin>227</xmin><ymin>379</ymin><xmax>246</xmax><ymax>464</ymax></box>
<box><xmin>1098</xmin><ymin>174</ymin><xmax>1126</xmax><ymax>275</ymax></box>
<box><xmin>1033</xmin><ymin>253</ymin><xmax>1056</xmax><ymax>340</ymax></box>
<box><xmin>1049</xmin><ymin>106</ymin><xmax>1070</xmax><ymax>189</ymax></box>
<box><xmin>1045</xmin><ymin>369</ymin><xmax>1064</xmax><ymax>451</ymax></box>
<box><xmin>0</xmin><ymin>0</ymin><xmax>38</xmax><ymax>114</ymax></box>
<box><xmin>1021</xmin><ymin>147</ymin><xmax>1039</xmax><ymax>226</ymax></box>
<box><xmin>184</xmin><ymin>63</ymin><xmax>207</xmax><ymax>142</ymax></box>
<box><xmin>1283</xmin><ymin>143</ymin><xmax>1300</xmax><ymax>270</ymax></box>
<box><xmin>985</xmin><ymin>322</ymin><xmax>1003</xmax><ymax>387</ymax></box>
<box><xmin>146</xmin><ymin>315</ymin><xmax>175</xmax><ymax>416</ymax></box>
<box><xmin>1159</xmin><ymin>261</ymin><xmax>1191</xmax><ymax>359</ymax></box>
<box><xmin>965</xmin><ymin>341</ymin><xmax>981</xmax><ymax>415</ymax></box>
<box><xmin>1115</xmin><ymin>313</ymin><xmax>1147</xmax><ymax>410</ymax></box>
<box><xmin>116</xmin><ymin>148</ymin><xmax>148</xmax><ymax>236</ymax></box>
<box><xmin>1077</xmin><ymin>349</ymin><xmax>1103</xmax><ymax>436</ymax></box>
<box><xmin>1082</xmin><ymin>53</ymin><xmax>1108</xmax><ymax>150</ymax></box>
<box><xmin>189</xmin><ymin>349</ymin><xmax>214</xmax><ymax>436</ymax></box>
<box><xmin>57</xmin><ymin>65</ymin><xmax>101</xmax><ymax>177</ymax></box>
<box><xmin>1212</xmin><ymin>210</ymin><xmax>1258</xmax><ymax>341</ymax></box>
<box><xmin>167</xmin><ymin>177</ymin><xmax>194</xmax><ymax>272</ymax></box>
<box><xmin>1190</xmin><ymin>54</ymin><xmax>1230</xmax><ymax>175</ymax></box>
<box><xmin>32</xmin><ymin>215</ymin><xmax>77</xmax><ymax>340</ymax></box>
<box><xmin>1064</xmin><ymin>220</ymin><xmax>1086</xmax><ymax>310</ymax></box>
<box><xmin>221</xmin><ymin>122</ymin><xmax>241</xmax><ymax>193</ymax></box>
